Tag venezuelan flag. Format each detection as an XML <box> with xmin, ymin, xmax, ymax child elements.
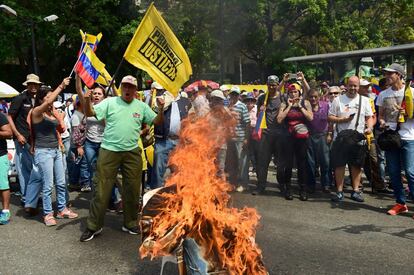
<box><xmin>372</xmin><ymin>84</ymin><xmax>381</xmax><ymax>95</ymax></box>
<box><xmin>79</xmin><ymin>30</ymin><xmax>102</xmax><ymax>52</ymax></box>
<box><xmin>75</xmin><ymin>45</ymin><xmax>106</xmax><ymax>88</ymax></box>
<box><xmin>252</xmin><ymin>89</ymin><xmax>269</xmax><ymax>140</ymax></box>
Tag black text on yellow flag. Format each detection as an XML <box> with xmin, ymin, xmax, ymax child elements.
<box><xmin>124</xmin><ymin>3</ymin><xmax>192</xmax><ymax>97</ymax></box>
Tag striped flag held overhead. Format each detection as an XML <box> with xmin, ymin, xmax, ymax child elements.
<box><xmin>75</xmin><ymin>45</ymin><xmax>106</xmax><ymax>88</ymax></box>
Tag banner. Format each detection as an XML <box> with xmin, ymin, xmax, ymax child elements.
<box><xmin>124</xmin><ymin>3</ymin><xmax>192</xmax><ymax>96</ymax></box>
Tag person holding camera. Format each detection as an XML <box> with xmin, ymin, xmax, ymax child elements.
<box><xmin>328</xmin><ymin>76</ymin><xmax>374</xmax><ymax>203</ymax></box>
<box><xmin>276</xmin><ymin>83</ymin><xmax>313</xmax><ymax>200</ymax></box>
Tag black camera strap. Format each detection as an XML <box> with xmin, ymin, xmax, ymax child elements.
<box><xmin>354</xmin><ymin>94</ymin><xmax>362</xmax><ymax>131</ymax></box>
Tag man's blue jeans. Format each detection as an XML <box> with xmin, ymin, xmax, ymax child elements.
<box><xmin>62</xmin><ymin>137</ymin><xmax>71</xmax><ymax>184</ymax></box>
<box><xmin>226</xmin><ymin>140</ymin><xmax>249</xmax><ymax>187</ymax></box>
<box><xmin>377</xmin><ymin>145</ymin><xmax>386</xmax><ymax>182</ymax></box>
<box><xmin>150</xmin><ymin>138</ymin><xmax>178</xmax><ymax>189</ymax></box>
<box><xmin>69</xmin><ymin>146</ymin><xmax>90</xmax><ymax>187</ymax></box>
<box><xmin>24</xmin><ymin>163</ymin><xmax>42</xmax><ymax>209</ymax></box>
<box><xmin>84</xmin><ymin>139</ymin><xmax>101</xmax><ymax>184</ymax></box>
<box><xmin>14</xmin><ymin>141</ymin><xmax>32</xmax><ymax>199</ymax></box>
<box><xmin>34</xmin><ymin>148</ymin><xmax>67</xmax><ymax>215</ymax></box>
<box><xmin>183</xmin><ymin>238</ymin><xmax>209</xmax><ymax>274</ymax></box>
<box><xmin>385</xmin><ymin>140</ymin><xmax>414</xmax><ymax>204</ymax></box>
<box><xmin>306</xmin><ymin>133</ymin><xmax>332</xmax><ymax>188</ymax></box>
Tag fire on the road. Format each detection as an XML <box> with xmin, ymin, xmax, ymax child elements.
<box><xmin>140</xmin><ymin>109</ymin><xmax>267</xmax><ymax>274</ymax></box>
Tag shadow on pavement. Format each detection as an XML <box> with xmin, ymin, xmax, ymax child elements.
<box><xmin>331</xmin><ymin>223</ymin><xmax>414</xmax><ymax>240</ymax></box>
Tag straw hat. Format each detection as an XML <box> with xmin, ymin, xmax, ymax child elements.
<box><xmin>23</xmin><ymin>74</ymin><xmax>42</xmax><ymax>86</ymax></box>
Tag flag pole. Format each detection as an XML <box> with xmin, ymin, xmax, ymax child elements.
<box><xmin>68</xmin><ymin>51</ymin><xmax>82</xmax><ymax>78</ymax></box>
<box><xmin>105</xmin><ymin>57</ymin><xmax>125</xmax><ymax>97</ymax></box>
<box><xmin>69</xmin><ymin>34</ymin><xmax>88</xmax><ymax>78</ymax></box>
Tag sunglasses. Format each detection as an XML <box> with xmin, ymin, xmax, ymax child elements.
<box><xmin>329</xmin><ymin>92</ymin><xmax>340</xmax><ymax>95</ymax></box>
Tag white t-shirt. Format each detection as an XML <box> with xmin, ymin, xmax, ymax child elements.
<box><xmin>71</xmin><ymin>110</ymin><xmax>84</xmax><ymax>128</ymax></box>
<box><xmin>61</xmin><ymin>112</ymin><xmax>71</xmax><ymax>139</ymax></box>
<box><xmin>376</xmin><ymin>86</ymin><xmax>414</xmax><ymax>140</ymax></box>
<box><xmin>329</xmin><ymin>94</ymin><xmax>373</xmax><ymax>136</ymax></box>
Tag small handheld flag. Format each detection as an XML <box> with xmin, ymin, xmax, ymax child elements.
<box><xmin>74</xmin><ymin>45</ymin><xmax>106</xmax><ymax>88</ymax></box>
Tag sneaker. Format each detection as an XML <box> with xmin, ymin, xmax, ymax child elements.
<box><xmin>284</xmin><ymin>190</ymin><xmax>293</xmax><ymax>200</ymax></box>
<box><xmin>80</xmin><ymin>186</ymin><xmax>92</xmax><ymax>192</ymax></box>
<box><xmin>13</xmin><ymin>190</ymin><xmax>22</xmax><ymax>197</ymax></box>
<box><xmin>236</xmin><ymin>186</ymin><xmax>245</xmax><ymax>193</ymax></box>
<box><xmin>331</xmin><ymin>191</ymin><xmax>344</xmax><ymax>202</ymax></box>
<box><xmin>56</xmin><ymin>207</ymin><xmax>78</xmax><ymax>219</ymax></box>
<box><xmin>122</xmin><ymin>226</ymin><xmax>140</xmax><ymax>235</ymax></box>
<box><xmin>387</xmin><ymin>203</ymin><xmax>408</xmax><ymax>216</ymax></box>
<box><xmin>80</xmin><ymin>228</ymin><xmax>103</xmax><ymax>242</ymax></box>
<box><xmin>44</xmin><ymin>213</ymin><xmax>57</xmax><ymax>226</ymax></box>
<box><xmin>0</xmin><ymin>211</ymin><xmax>11</xmax><ymax>225</ymax></box>
<box><xmin>299</xmin><ymin>191</ymin><xmax>308</xmax><ymax>201</ymax></box>
<box><xmin>351</xmin><ymin>191</ymin><xmax>364</xmax><ymax>202</ymax></box>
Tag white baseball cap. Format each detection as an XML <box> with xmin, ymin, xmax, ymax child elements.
<box><xmin>210</xmin><ymin>89</ymin><xmax>226</xmax><ymax>100</ymax></box>
<box><xmin>359</xmin><ymin>79</ymin><xmax>371</xmax><ymax>86</ymax></box>
<box><xmin>151</xmin><ymin>82</ymin><xmax>163</xmax><ymax>90</ymax></box>
<box><xmin>219</xmin><ymin>85</ymin><xmax>230</xmax><ymax>91</ymax></box>
<box><xmin>229</xmin><ymin>86</ymin><xmax>241</xmax><ymax>94</ymax></box>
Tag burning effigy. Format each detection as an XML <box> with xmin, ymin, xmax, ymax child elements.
<box><xmin>140</xmin><ymin>109</ymin><xmax>267</xmax><ymax>275</ymax></box>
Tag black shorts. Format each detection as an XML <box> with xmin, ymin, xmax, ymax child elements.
<box><xmin>330</xmin><ymin>138</ymin><xmax>367</xmax><ymax>168</ymax></box>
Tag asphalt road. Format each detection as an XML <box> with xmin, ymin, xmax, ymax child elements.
<box><xmin>2</xmin><ymin>176</ymin><xmax>414</xmax><ymax>275</ymax></box>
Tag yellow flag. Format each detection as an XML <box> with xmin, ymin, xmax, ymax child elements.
<box><xmin>96</xmin><ymin>68</ymin><xmax>121</xmax><ymax>96</ymax></box>
<box><xmin>123</xmin><ymin>3</ymin><xmax>192</xmax><ymax>96</ymax></box>
<box><xmin>405</xmin><ymin>84</ymin><xmax>413</xmax><ymax>119</ymax></box>
<box><xmin>96</xmin><ymin>68</ymin><xmax>111</xmax><ymax>86</ymax></box>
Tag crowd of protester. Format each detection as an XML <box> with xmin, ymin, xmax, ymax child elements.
<box><xmin>0</xmin><ymin>63</ymin><xmax>413</xmax><ymax>244</ymax></box>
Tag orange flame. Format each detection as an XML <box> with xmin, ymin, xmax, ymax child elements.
<box><xmin>140</xmin><ymin>109</ymin><xmax>267</xmax><ymax>274</ymax></box>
